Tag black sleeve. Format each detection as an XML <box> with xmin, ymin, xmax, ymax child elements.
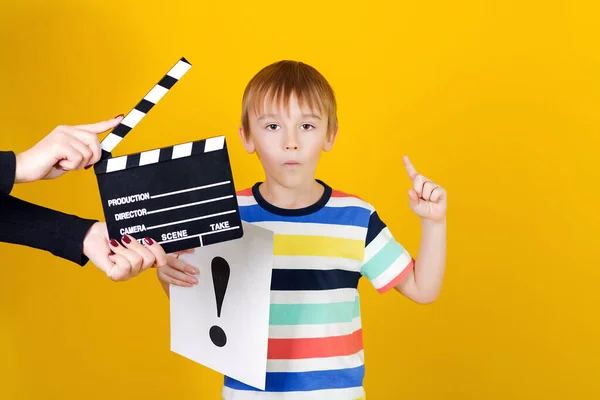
<box><xmin>0</xmin><ymin>151</ymin><xmax>17</xmax><ymax>196</ymax></box>
<box><xmin>0</xmin><ymin>150</ymin><xmax>98</xmax><ymax>265</ymax></box>
<box><xmin>0</xmin><ymin>195</ymin><xmax>97</xmax><ymax>266</ymax></box>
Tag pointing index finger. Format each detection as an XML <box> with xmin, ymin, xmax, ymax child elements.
<box><xmin>403</xmin><ymin>155</ymin><xmax>418</xmax><ymax>181</ymax></box>
<box><xmin>75</xmin><ymin>115</ymin><xmax>124</xmax><ymax>134</ymax></box>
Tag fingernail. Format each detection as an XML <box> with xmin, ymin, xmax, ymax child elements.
<box><xmin>115</xmin><ymin>114</ymin><xmax>124</xmax><ymax>119</ymax></box>
<box><xmin>186</xmin><ymin>267</ymin><xmax>198</xmax><ymax>275</ymax></box>
<box><xmin>84</xmin><ymin>165</ymin><xmax>92</xmax><ymax>170</ymax></box>
<box><xmin>144</xmin><ymin>237</ymin><xmax>154</xmax><ymax>245</ymax></box>
<box><xmin>191</xmin><ymin>278</ymin><xmax>198</xmax><ymax>284</ymax></box>
<box><xmin>109</xmin><ymin>239</ymin><xmax>119</xmax><ymax>247</ymax></box>
<box><xmin>122</xmin><ymin>235</ymin><xmax>131</xmax><ymax>244</ymax></box>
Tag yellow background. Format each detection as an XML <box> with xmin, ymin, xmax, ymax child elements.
<box><xmin>1</xmin><ymin>0</ymin><xmax>599</xmax><ymax>398</ymax></box>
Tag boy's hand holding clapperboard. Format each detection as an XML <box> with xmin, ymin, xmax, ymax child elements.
<box><xmin>93</xmin><ymin>57</ymin><xmax>244</xmax><ymax>254</ymax></box>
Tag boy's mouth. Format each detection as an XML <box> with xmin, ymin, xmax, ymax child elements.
<box><xmin>283</xmin><ymin>160</ymin><xmax>300</xmax><ymax>167</ymax></box>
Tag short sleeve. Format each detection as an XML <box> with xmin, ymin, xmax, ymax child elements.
<box><xmin>360</xmin><ymin>211</ymin><xmax>415</xmax><ymax>294</ymax></box>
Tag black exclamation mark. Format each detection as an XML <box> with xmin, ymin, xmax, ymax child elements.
<box><xmin>209</xmin><ymin>256</ymin><xmax>230</xmax><ymax>347</ymax></box>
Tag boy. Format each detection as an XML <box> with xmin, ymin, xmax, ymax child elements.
<box><xmin>158</xmin><ymin>60</ymin><xmax>447</xmax><ymax>399</ymax></box>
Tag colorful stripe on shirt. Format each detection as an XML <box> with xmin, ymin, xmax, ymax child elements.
<box><xmin>221</xmin><ymin>183</ymin><xmax>413</xmax><ymax>399</ymax></box>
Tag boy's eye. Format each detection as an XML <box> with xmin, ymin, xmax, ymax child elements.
<box><xmin>301</xmin><ymin>124</ymin><xmax>315</xmax><ymax>130</ymax></box>
<box><xmin>266</xmin><ymin>124</ymin><xmax>279</xmax><ymax>131</ymax></box>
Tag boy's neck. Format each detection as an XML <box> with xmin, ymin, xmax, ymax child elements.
<box><xmin>258</xmin><ymin>178</ymin><xmax>324</xmax><ymax>210</ymax></box>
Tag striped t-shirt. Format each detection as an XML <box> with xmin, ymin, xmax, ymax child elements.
<box><xmin>222</xmin><ymin>179</ymin><xmax>415</xmax><ymax>399</ymax></box>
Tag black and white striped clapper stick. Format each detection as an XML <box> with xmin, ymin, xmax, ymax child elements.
<box><xmin>99</xmin><ymin>57</ymin><xmax>192</xmax><ymax>161</ymax></box>
<box><xmin>93</xmin><ymin>58</ymin><xmax>243</xmax><ymax>253</ymax></box>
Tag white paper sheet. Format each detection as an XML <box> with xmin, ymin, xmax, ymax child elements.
<box><xmin>170</xmin><ymin>221</ymin><xmax>274</xmax><ymax>390</ymax></box>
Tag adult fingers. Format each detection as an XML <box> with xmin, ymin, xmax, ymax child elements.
<box><xmin>106</xmin><ymin>253</ymin><xmax>133</xmax><ymax>282</ymax></box>
<box><xmin>109</xmin><ymin>238</ymin><xmax>143</xmax><ymax>277</ymax></box>
<box><xmin>142</xmin><ymin>237</ymin><xmax>168</xmax><ymax>268</ymax></box>
<box><xmin>121</xmin><ymin>235</ymin><xmax>156</xmax><ymax>272</ymax></box>
<box><xmin>75</xmin><ymin>115</ymin><xmax>124</xmax><ymax>134</ymax></box>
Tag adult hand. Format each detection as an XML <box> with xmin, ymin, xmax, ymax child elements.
<box><xmin>14</xmin><ymin>115</ymin><xmax>123</xmax><ymax>183</ymax></box>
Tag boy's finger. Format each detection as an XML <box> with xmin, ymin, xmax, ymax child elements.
<box><xmin>160</xmin><ymin>267</ymin><xmax>198</xmax><ymax>285</ymax></box>
<box><xmin>408</xmin><ymin>188</ymin><xmax>420</xmax><ymax>208</ymax></box>
<box><xmin>171</xmin><ymin>248</ymin><xmax>195</xmax><ymax>259</ymax></box>
<box><xmin>403</xmin><ymin>155</ymin><xmax>418</xmax><ymax>181</ymax></box>
<box><xmin>412</xmin><ymin>174</ymin><xmax>428</xmax><ymax>197</ymax></box>
<box><xmin>421</xmin><ymin>181</ymin><xmax>436</xmax><ymax>200</ymax></box>
<box><xmin>142</xmin><ymin>237</ymin><xmax>168</xmax><ymax>267</ymax></box>
<box><xmin>166</xmin><ymin>254</ymin><xmax>199</xmax><ymax>275</ymax></box>
<box><xmin>429</xmin><ymin>186</ymin><xmax>444</xmax><ymax>202</ymax></box>
<box><xmin>121</xmin><ymin>235</ymin><xmax>156</xmax><ymax>271</ymax></box>
<box><xmin>159</xmin><ymin>273</ymin><xmax>194</xmax><ymax>287</ymax></box>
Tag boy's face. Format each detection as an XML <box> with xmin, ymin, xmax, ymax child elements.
<box><xmin>240</xmin><ymin>94</ymin><xmax>337</xmax><ymax>188</ymax></box>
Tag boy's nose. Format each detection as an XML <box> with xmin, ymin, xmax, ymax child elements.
<box><xmin>283</xmin><ymin>131</ymin><xmax>299</xmax><ymax>150</ymax></box>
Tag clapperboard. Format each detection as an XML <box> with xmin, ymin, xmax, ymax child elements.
<box><xmin>93</xmin><ymin>57</ymin><xmax>243</xmax><ymax>254</ymax></box>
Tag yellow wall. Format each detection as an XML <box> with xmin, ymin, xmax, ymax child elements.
<box><xmin>1</xmin><ymin>0</ymin><xmax>598</xmax><ymax>398</ymax></box>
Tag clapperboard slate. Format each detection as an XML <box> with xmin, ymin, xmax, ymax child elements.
<box><xmin>93</xmin><ymin>57</ymin><xmax>243</xmax><ymax>253</ymax></box>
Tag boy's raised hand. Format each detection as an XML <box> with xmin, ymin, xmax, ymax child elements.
<box><xmin>403</xmin><ymin>155</ymin><xmax>447</xmax><ymax>222</ymax></box>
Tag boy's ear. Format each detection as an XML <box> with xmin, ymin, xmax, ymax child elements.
<box><xmin>323</xmin><ymin>124</ymin><xmax>339</xmax><ymax>152</ymax></box>
<box><xmin>238</xmin><ymin>125</ymin><xmax>255</xmax><ymax>154</ymax></box>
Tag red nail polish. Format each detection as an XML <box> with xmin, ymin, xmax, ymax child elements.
<box><xmin>109</xmin><ymin>239</ymin><xmax>119</xmax><ymax>247</ymax></box>
<box><xmin>84</xmin><ymin>165</ymin><xmax>92</xmax><ymax>170</ymax></box>
<box><xmin>115</xmin><ymin>114</ymin><xmax>124</xmax><ymax>119</ymax></box>
<box><xmin>144</xmin><ymin>237</ymin><xmax>154</xmax><ymax>245</ymax></box>
<box><xmin>122</xmin><ymin>235</ymin><xmax>131</xmax><ymax>244</ymax></box>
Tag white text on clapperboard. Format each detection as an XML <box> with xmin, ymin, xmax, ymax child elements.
<box><xmin>108</xmin><ymin>193</ymin><xmax>151</xmax><ymax>207</ymax></box>
<box><xmin>107</xmin><ymin>192</ymin><xmax>233</xmax><ymax>243</ymax></box>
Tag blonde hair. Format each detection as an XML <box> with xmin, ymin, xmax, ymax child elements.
<box><xmin>241</xmin><ymin>60</ymin><xmax>338</xmax><ymax>138</ymax></box>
